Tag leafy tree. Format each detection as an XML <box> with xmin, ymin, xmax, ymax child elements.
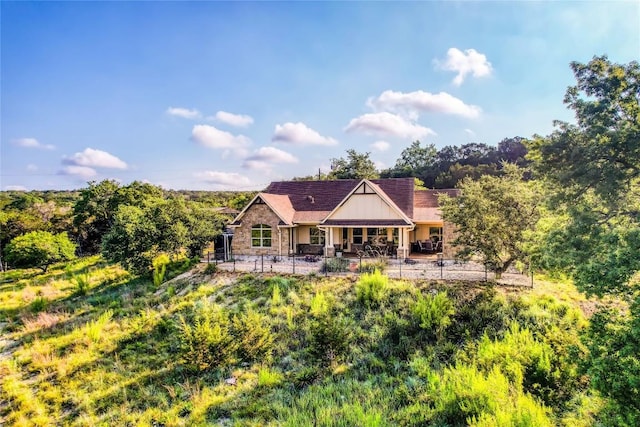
<box><xmin>529</xmin><ymin>56</ymin><xmax>640</xmax><ymax>423</ymax></box>
<box><xmin>101</xmin><ymin>198</ymin><xmax>224</xmax><ymax>274</ymax></box>
<box><xmin>5</xmin><ymin>231</ymin><xmax>76</xmax><ymax>272</ymax></box>
<box><xmin>439</xmin><ymin>165</ymin><xmax>541</xmax><ymax>278</ymax></box>
<box><xmin>328</xmin><ymin>149</ymin><xmax>379</xmax><ymax>180</ymax></box>
<box><xmin>386</xmin><ymin>140</ymin><xmax>437</xmax><ymax>177</ymax></box>
<box><xmin>73</xmin><ymin>180</ymin><xmax>164</xmax><ymax>255</ymax></box>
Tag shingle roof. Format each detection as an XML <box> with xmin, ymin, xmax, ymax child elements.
<box><xmin>264</xmin><ymin>178</ymin><xmax>415</xmax><ymax>216</ymax></box>
<box><xmin>412</xmin><ymin>189</ymin><xmax>459</xmax><ymax>222</ymax></box>
<box><xmin>259</xmin><ymin>193</ymin><xmax>295</xmax><ymax>225</ymax></box>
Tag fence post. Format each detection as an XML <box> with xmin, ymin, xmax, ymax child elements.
<box><xmin>359</xmin><ymin>254</ymin><xmax>363</xmax><ymax>273</ymax></box>
<box><xmin>233</xmin><ymin>257</ymin><xmax>236</xmax><ymax>273</ymax></box>
<box><xmin>399</xmin><ymin>257</ymin><xmax>402</xmax><ymax>279</ymax></box>
<box><xmin>207</xmin><ymin>251</ymin><xmax>210</xmax><ymax>264</ymax></box>
<box><xmin>261</xmin><ymin>254</ymin><xmax>264</xmax><ymax>273</ymax></box>
<box><xmin>293</xmin><ymin>254</ymin><xmax>295</xmax><ymax>275</ymax></box>
<box><xmin>440</xmin><ymin>258</ymin><xmax>443</xmax><ymax>279</ymax></box>
<box><xmin>324</xmin><ymin>254</ymin><xmax>328</xmax><ymax>277</ymax></box>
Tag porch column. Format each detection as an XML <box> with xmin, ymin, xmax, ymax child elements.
<box><xmin>398</xmin><ymin>228</ymin><xmax>410</xmax><ymax>259</ymax></box>
<box><xmin>323</xmin><ymin>227</ymin><xmax>335</xmax><ymax>257</ymax></box>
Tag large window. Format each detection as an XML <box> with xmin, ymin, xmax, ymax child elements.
<box><xmin>251</xmin><ymin>224</ymin><xmax>272</xmax><ymax>247</ymax></box>
<box><xmin>310</xmin><ymin>227</ymin><xmax>325</xmax><ymax>245</ymax></box>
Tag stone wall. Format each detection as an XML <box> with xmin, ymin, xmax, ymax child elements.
<box><xmin>442</xmin><ymin>221</ymin><xmax>459</xmax><ymax>259</ymax></box>
<box><xmin>232</xmin><ymin>203</ymin><xmax>289</xmax><ymax>256</ymax></box>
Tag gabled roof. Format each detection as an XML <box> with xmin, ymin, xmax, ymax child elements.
<box><xmin>230</xmin><ymin>178</ymin><xmax>457</xmax><ymax>226</ymax></box>
<box><xmin>264</xmin><ymin>178</ymin><xmax>415</xmax><ymax>217</ymax></box>
<box><xmin>230</xmin><ymin>192</ymin><xmax>295</xmax><ymax>226</ymax></box>
<box><xmin>321</xmin><ymin>179</ymin><xmax>413</xmax><ymax>226</ymax></box>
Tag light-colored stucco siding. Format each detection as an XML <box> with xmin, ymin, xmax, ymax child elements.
<box><xmin>329</xmin><ymin>194</ymin><xmax>403</xmax><ymax>220</ymax></box>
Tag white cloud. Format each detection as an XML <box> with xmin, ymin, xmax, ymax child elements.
<box><xmin>13</xmin><ymin>138</ymin><xmax>55</xmax><ymax>150</ymax></box>
<box><xmin>166</xmin><ymin>107</ymin><xmax>201</xmax><ymax>119</ymax></box>
<box><xmin>194</xmin><ymin>171</ymin><xmax>252</xmax><ymax>189</ymax></box>
<box><xmin>26</xmin><ymin>164</ymin><xmax>38</xmax><ymax>172</ymax></box>
<box><xmin>5</xmin><ymin>185</ymin><xmax>27</xmax><ymax>191</ymax></box>
<box><xmin>214</xmin><ymin>111</ymin><xmax>254</xmax><ymax>127</ymax></box>
<box><xmin>435</xmin><ymin>48</ymin><xmax>493</xmax><ymax>86</ymax></box>
<box><xmin>371</xmin><ymin>141</ymin><xmax>390</xmax><ymax>152</ymax></box>
<box><xmin>63</xmin><ymin>148</ymin><xmax>128</xmax><ymax>169</ymax></box>
<box><xmin>464</xmin><ymin>128</ymin><xmax>476</xmax><ymax>137</ymax></box>
<box><xmin>368</xmin><ymin>90</ymin><xmax>481</xmax><ymax>119</ymax></box>
<box><xmin>59</xmin><ymin>165</ymin><xmax>98</xmax><ymax>178</ymax></box>
<box><xmin>272</xmin><ymin>122</ymin><xmax>338</xmax><ymax>146</ymax></box>
<box><xmin>191</xmin><ymin>124</ymin><xmax>251</xmax><ymax>157</ymax></box>
<box><xmin>344</xmin><ymin>112</ymin><xmax>435</xmax><ymax>140</ymax></box>
<box><xmin>243</xmin><ymin>146</ymin><xmax>298</xmax><ymax>172</ymax></box>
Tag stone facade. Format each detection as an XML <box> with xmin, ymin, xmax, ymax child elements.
<box><xmin>442</xmin><ymin>220</ymin><xmax>458</xmax><ymax>259</ymax></box>
<box><xmin>232</xmin><ymin>203</ymin><xmax>289</xmax><ymax>256</ymax></box>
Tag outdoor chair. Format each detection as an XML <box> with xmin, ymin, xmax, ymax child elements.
<box><xmin>418</xmin><ymin>240</ymin><xmax>434</xmax><ymax>253</ymax></box>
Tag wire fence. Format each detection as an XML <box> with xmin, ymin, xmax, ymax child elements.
<box><xmin>205</xmin><ymin>253</ymin><xmax>534</xmax><ymax>288</ymax></box>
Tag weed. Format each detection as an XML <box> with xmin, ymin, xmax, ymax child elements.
<box><xmin>310</xmin><ymin>291</ymin><xmax>330</xmax><ymax>317</ymax></box>
<box><xmin>73</xmin><ymin>273</ymin><xmax>91</xmax><ymax>296</ymax></box>
<box><xmin>204</xmin><ymin>263</ymin><xmax>218</xmax><ymax>275</ymax></box>
<box><xmin>85</xmin><ymin>309</ymin><xmax>114</xmax><ymax>343</ymax></box>
<box><xmin>257</xmin><ymin>367</ymin><xmax>283</xmax><ymax>388</ymax></box>
<box><xmin>411</xmin><ymin>291</ymin><xmax>455</xmax><ymax>340</ymax></box>
<box><xmin>30</xmin><ymin>297</ymin><xmax>48</xmax><ymax>313</ymax></box>
<box><xmin>322</xmin><ymin>257</ymin><xmax>349</xmax><ymax>273</ymax></box>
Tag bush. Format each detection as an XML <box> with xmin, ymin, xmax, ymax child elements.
<box><xmin>204</xmin><ymin>263</ymin><xmax>218</xmax><ymax>275</ymax></box>
<box><xmin>322</xmin><ymin>257</ymin><xmax>350</xmax><ymax>273</ymax></box>
<box><xmin>358</xmin><ymin>259</ymin><xmax>388</xmax><ymax>274</ymax></box>
<box><xmin>411</xmin><ymin>291</ymin><xmax>455</xmax><ymax>340</ymax></box>
<box><xmin>72</xmin><ymin>274</ymin><xmax>91</xmax><ymax>296</ymax></box>
<box><xmin>179</xmin><ymin>303</ymin><xmax>235</xmax><ymax>371</ymax></box>
<box><xmin>356</xmin><ymin>270</ymin><xmax>389</xmax><ymax>308</ymax></box>
<box><xmin>231</xmin><ymin>308</ymin><xmax>274</xmax><ymax>363</ymax></box>
<box><xmin>310</xmin><ymin>314</ymin><xmax>353</xmax><ymax>366</ymax></box>
<box><xmin>310</xmin><ymin>291</ymin><xmax>330</xmax><ymax>317</ymax></box>
<box><xmin>5</xmin><ymin>231</ymin><xmax>76</xmax><ymax>272</ymax></box>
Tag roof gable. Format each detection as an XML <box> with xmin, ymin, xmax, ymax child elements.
<box><xmin>229</xmin><ymin>192</ymin><xmax>294</xmax><ymax>226</ymax></box>
<box><xmin>322</xmin><ymin>179</ymin><xmax>413</xmax><ymax>225</ymax></box>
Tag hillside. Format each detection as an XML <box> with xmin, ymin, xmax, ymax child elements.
<box><xmin>1</xmin><ymin>257</ymin><xmax>604</xmax><ymax>426</ymax></box>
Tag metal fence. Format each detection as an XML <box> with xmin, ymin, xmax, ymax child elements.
<box><xmin>205</xmin><ymin>253</ymin><xmax>534</xmax><ymax>288</ymax></box>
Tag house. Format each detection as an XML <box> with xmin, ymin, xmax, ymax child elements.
<box><xmin>228</xmin><ymin>178</ymin><xmax>458</xmax><ymax>259</ymax></box>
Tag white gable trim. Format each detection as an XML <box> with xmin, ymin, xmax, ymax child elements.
<box><xmin>320</xmin><ymin>179</ymin><xmax>413</xmax><ymax>225</ymax></box>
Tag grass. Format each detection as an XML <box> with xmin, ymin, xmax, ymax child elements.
<box><xmin>0</xmin><ymin>256</ymin><xmax>611</xmax><ymax>425</ymax></box>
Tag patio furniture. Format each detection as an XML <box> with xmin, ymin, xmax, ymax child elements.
<box><xmin>417</xmin><ymin>240</ymin><xmax>434</xmax><ymax>254</ymax></box>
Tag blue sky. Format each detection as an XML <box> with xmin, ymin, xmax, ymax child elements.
<box><xmin>2</xmin><ymin>1</ymin><xmax>638</xmax><ymax>191</ymax></box>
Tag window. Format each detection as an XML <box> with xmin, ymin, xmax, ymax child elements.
<box><xmin>367</xmin><ymin>227</ymin><xmax>388</xmax><ymax>244</ymax></box>
<box><xmin>251</xmin><ymin>224</ymin><xmax>272</xmax><ymax>247</ymax></box>
<box><xmin>392</xmin><ymin>228</ymin><xmax>399</xmax><ymax>244</ymax></box>
<box><xmin>429</xmin><ymin>226</ymin><xmax>443</xmax><ymax>242</ymax></box>
<box><xmin>353</xmin><ymin>228</ymin><xmax>363</xmax><ymax>244</ymax></box>
<box><xmin>310</xmin><ymin>227</ymin><xmax>325</xmax><ymax>245</ymax></box>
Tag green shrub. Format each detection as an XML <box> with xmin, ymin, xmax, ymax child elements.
<box><xmin>30</xmin><ymin>297</ymin><xmax>48</xmax><ymax>313</ymax></box>
<box><xmin>310</xmin><ymin>314</ymin><xmax>352</xmax><ymax>366</ymax></box>
<box><xmin>258</xmin><ymin>367</ymin><xmax>283</xmax><ymax>388</ymax></box>
<box><xmin>411</xmin><ymin>291</ymin><xmax>455</xmax><ymax>340</ymax></box>
<box><xmin>73</xmin><ymin>274</ymin><xmax>91</xmax><ymax>296</ymax></box>
<box><xmin>310</xmin><ymin>291</ymin><xmax>330</xmax><ymax>317</ymax></box>
<box><xmin>358</xmin><ymin>259</ymin><xmax>388</xmax><ymax>274</ymax></box>
<box><xmin>231</xmin><ymin>308</ymin><xmax>274</xmax><ymax>363</ymax></box>
<box><xmin>271</xmin><ymin>284</ymin><xmax>282</xmax><ymax>306</ymax></box>
<box><xmin>322</xmin><ymin>257</ymin><xmax>350</xmax><ymax>273</ymax></box>
<box><xmin>179</xmin><ymin>303</ymin><xmax>235</xmax><ymax>371</ymax></box>
<box><xmin>356</xmin><ymin>270</ymin><xmax>389</xmax><ymax>308</ymax></box>
<box><xmin>204</xmin><ymin>262</ymin><xmax>218</xmax><ymax>275</ymax></box>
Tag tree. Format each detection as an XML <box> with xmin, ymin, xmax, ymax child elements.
<box><xmin>529</xmin><ymin>56</ymin><xmax>640</xmax><ymax>423</ymax></box>
<box><xmin>101</xmin><ymin>198</ymin><xmax>224</xmax><ymax>274</ymax></box>
<box><xmin>73</xmin><ymin>180</ymin><xmax>164</xmax><ymax>255</ymax></box>
<box><xmin>5</xmin><ymin>231</ymin><xmax>76</xmax><ymax>272</ymax></box>
<box><xmin>439</xmin><ymin>165</ymin><xmax>541</xmax><ymax>278</ymax></box>
<box><xmin>328</xmin><ymin>149</ymin><xmax>379</xmax><ymax>180</ymax></box>
<box><xmin>388</xmin><ymin>140</ymin><xmax>437</xmax><ymax>177</ymax></box>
